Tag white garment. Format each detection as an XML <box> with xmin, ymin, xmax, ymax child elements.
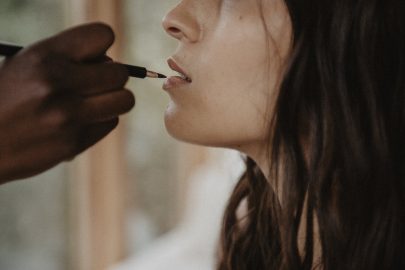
<box><xmin>112</xmin><ymin>149</ymin><xmax>245</xmax><ymax>270</ymax></box>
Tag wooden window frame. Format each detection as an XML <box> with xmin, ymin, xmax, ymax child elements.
<box><xmin>65</xmin><ymin>1</ymin><xmax>126</xmax><ymax>269</ymax></box>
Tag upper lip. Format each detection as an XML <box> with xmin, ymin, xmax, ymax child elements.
<box><xmin>167</xmin><ymin>58</ymin><xmax>192</xmax><ymax>82</ymax></box>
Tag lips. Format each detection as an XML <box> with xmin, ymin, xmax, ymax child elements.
<box><xmin>167</xmin><ymin>59</ymin><xmax>192</xmax><ymax>82</ymax></box>
<box><xmin>163</xmin><ymin>59</ymin><xmax>192</xmax><ymax>91</ymax></box>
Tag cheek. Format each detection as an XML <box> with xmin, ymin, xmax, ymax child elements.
<box><xmin>164</xmin><ymin>75</ymin><xmax>272</xmax><ymax>147</ymax></box>
<box><xmin>164</xmin><ymin>17</ymin><xmax>282</xmax><ymax>147</ymax></box>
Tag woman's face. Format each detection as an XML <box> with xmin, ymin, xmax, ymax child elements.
<box><xmin>162</xmin><ymin>0</ymin><xmax>292</xmax><ymax>155</ymax></box>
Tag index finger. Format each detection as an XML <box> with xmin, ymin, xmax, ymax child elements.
<box><xmin>34</xmin><ymin>22</ymin><xmax>116</xmax><ymax>62</ymax></box>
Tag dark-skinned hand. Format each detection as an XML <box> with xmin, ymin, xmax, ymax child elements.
<box><xmin>0</xmin><ymin>23</ymin><xmax>135</xmax><ymax>183</ymax></box>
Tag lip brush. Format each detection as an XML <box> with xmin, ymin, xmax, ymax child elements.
<box><xmin>0</xmin><ymin>42</ymin><xmax>167</xmax><ymax>79</ymax></box>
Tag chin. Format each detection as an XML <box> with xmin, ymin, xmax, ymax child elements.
<box><xmin>164</xmin><ymin>109</ymin><xmax>192</xmax><ymax>142</ymax></box>
<box><xmin>163</xmin><ymin>104</ymin><xmax>266</xmax><ymax>152</ymax></box>
<box><xmin>164</xmin><ymin>115</ymin><xmax>248</xmax><ymax>151</ymax></box>
<box><xmin>164</xmin><ymin>115</ymin><xmax>209</xmax><ymax>146</ymax></box>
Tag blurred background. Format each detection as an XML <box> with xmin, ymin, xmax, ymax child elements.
<box><xmin>0</xmin><ymin>1</ymin><xmax>244</xmax><ymax>270</ymax></box>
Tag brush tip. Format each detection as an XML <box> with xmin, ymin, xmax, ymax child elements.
<box><xmin>158</xmin><ymin>73</ymin><xmax>167</xmax><ymax>79</ymax></box>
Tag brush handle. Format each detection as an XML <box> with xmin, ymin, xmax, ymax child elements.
<box><xmin>0</xmin><ymin>42</ymin><xmax>150</xmax><ymax>78</ymax></box>
<box><xmin>0</xmin><ymin>42</ymin><xmax>23</xmax><ymax>56</ymax></box>
<box><xmin>122</xmin><ymin>64</ymin><xmax>147</xmax><ymax>78</ymax></box>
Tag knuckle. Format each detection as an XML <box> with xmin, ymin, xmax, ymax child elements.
<box><xmin>26</xmin><ymin>51</ymin><xmax>58</xmax><ymax>86</ymax></box>
<box><xmin>36</xmin><ymin>57</ymin><xmax>70</xmax><ymax>94</ymax></box>
<box><xmin>27</xmin><ymin>79</ymin><xmax>55</xmax><ymax>102</ymax></box>
<box><xmin>32</xmin><ymin>80</ymin><xmax>53</xmax><ymax>100</ymax></box>
<box><xmin>44</xmin><ymin>108</ymin><xmax>74</xmax><ymax>129</ymax></box>
<box><xmin>24</xmin><ymin>47</ymin><xmax>46</xmax><ymax>66</ymax></box>
<box><xmin>36</xmin><ymin>74</ymin><xmax>54</xmax><ymax>93</ymax></box>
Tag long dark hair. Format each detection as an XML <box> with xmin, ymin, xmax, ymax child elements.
<box><xmin>217</xmin><ymin>0</ymin><xmax>405</xmax><ymax>269</ymax></box>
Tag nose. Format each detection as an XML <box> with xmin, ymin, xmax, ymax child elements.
<box><xmin>162</xmin><ymin>3</ymin><xmax>200</xmax><ymax>43</ymax></box>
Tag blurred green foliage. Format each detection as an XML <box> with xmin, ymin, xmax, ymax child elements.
<box><xmin>0</xmin><ymin>0</ymin><xmax>64</xmax><ymax>44</ymax></box>
<box><xmin>0</xmin><ymin>0</ymin><xmax>29</xmax><ymax>11</ymax></box>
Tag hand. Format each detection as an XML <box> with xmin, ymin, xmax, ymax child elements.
<box><xmin>0</xmin><ymin>23</ymin><xmax>135</xmax><ymax>183</ymax></box>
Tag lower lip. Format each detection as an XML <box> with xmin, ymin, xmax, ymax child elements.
<box><xmin>163</xmin><ymin>76</ymin><xmax>191</xmax><ymax>91</ymax></box>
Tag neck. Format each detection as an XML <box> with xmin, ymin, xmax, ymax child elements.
<box><xmin>240</xmin><ymin>142</ymin><xmax>322</xmax><ymax>267</ymax></box>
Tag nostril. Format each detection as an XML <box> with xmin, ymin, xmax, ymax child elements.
<box><xmin>168</xmin><ymin>27</ymin><xmax>181</xmax><ymax>34</ymax></box>
<box><xmin>162</xmin><ymin>9</ymin><xmax>199</xmax><ymax>42</ymax></box>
